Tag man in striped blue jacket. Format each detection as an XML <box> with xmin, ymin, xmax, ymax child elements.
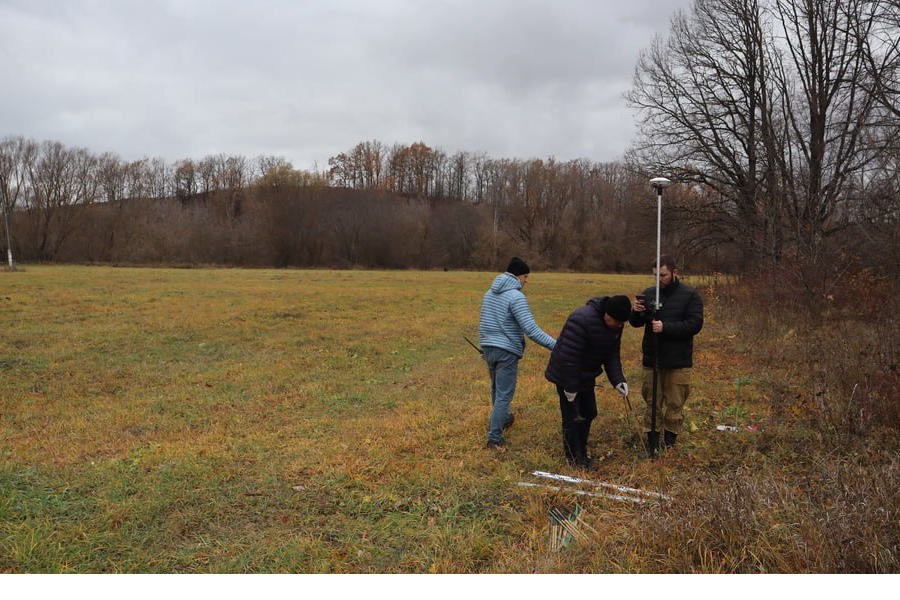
<box><xmin>478</xmin><ymin>257</ymin><xmax>557</xmax><ymax>451</ymax></box>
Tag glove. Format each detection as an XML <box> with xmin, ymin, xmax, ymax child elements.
<box><xmin>615</xmin><ymin>382</ymin><xmax>629</xmax><ymax>397</ymax></box>
<box><xmin>564</xmin><ymin>390</ymin><xmax>577</xmax><ymax>403</ymax></box>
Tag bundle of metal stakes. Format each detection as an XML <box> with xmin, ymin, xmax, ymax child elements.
<box><xmin>549</xmin><ymin>505</ymin><xmax>598</xmax><ymax>552</ymax></box>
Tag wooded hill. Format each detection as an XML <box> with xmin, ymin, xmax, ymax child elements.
<box><xmin>2</xmin><ymin>137</ymin><xmax>895</xmax><ymax>280</ymax></box>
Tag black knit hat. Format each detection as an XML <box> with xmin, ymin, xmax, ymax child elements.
<box><xmin>506</xmin><ymin>257</ymin><xmax>530</xmax><ymax>276</ymax></box>
<box><xmin>605</xmin><ymin>295</ymin><xmax>632</xmax><ymax>322</ymax></box>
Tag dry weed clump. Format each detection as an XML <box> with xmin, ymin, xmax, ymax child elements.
<box><xmin>631</xmin><ymin>458</ymin><xmax>898</xmax><ymax>573</ymax></box>
<box><xmin>718</xmin><ymin>265</ymin><xmax>900</xmax><ymax>443</ymax></box>
<box><xmin>801</xmin><ymin>455</ymin><xmax>899</xmax><ymax>572</ymax></box>
<box><xmin>805</xmin><ymin>320</ymin><xmax>900</xmax><ymax>441</ymax></box>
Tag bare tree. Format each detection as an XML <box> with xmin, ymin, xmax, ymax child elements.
<box><xmin>93</xmin><ymin>152</ymin><xmax>129</xmax><ymax>260</ymax></box>
<box><xmin>124</xmin><ymin>159</ymin><xmax>151</xmax><ymax>200</ymax></box>
<box><xmin>773</xmin><ymin>0</ymin><xmax>891</xmax><ymax>260</ymax></box>
<box><xmin>445</xmin><ymin>151</ymin><xmax>473</xmax><ymax>201</ymax></box>
<box><xmin>627</xmin><ymin>0</ymin><xmax>786</xmax><ymax>265</ymax></box>
<box><xmin>174</xmin><ymin>159</ymin><xmax>198</xmax><ymax>203</ymax></box>
<box><xmin>627</xmin><ymin>0</ymin><xmax>898</xmax><ymax>270</ymax></box>
<box><xmin>97</xmin><ymin>152</ymin><xmax>127</xmax><ymax>203</ymax></box>
<box><xmin>146</xmin><ymin>157</ymin><xmax>173</xmax><ymax>200</ymax></box>
<box><xmin>0</xmin><ymin>136</ymin><xmax>35</xmax><ymax>264</ymax></box>
<box><xmin>23</xmin><ymin>142</ymin><xmax>100</xmax><ymax>260</ymax></box>
<box><xmin>220</xmin><ymin>155</ymin><xmax>249</xmax><ymax>190</ymax></box>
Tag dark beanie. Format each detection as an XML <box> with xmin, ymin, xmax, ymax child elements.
<box><xmin>506</xmin><ymin>257</ymin><xmax>530</xmax><ymax>276</ymax></box>
<box><xmin>605</xmin><ymin>295</ymin><xmax>632</xmax><ymax>322</ymax></box>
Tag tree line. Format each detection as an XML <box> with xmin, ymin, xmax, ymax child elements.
<box><xmin>1</xmin><ymin>0</ymin><xmax>897</xmax><ymax>282</ymax></box>
<box><xmin>0</xmin><ymin>135</ymin><xmax>664</xmax><ymax>272</ymax></box>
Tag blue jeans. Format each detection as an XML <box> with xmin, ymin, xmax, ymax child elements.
<box><xmin>483</xmin><ymin>346</ymin><xmax>519</xmax><ymax>443</ymax></box>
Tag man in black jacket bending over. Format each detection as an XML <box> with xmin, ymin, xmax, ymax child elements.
<box><xmin>629</xmin><ymin>255</ymin><xmax>704</xmax><ymax>456</ymax></box>
<box><xmin>545</xmin><ymin>295</ymin><xmax>632</xmax><ymax>468</ymax></box>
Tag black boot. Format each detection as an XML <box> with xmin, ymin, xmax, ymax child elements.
<box><xmin>664</xmin><ymin>430</ymin><xmax>677</xmax><ymax>449</ymax></box>
<box><xmin>646</xmin><ymin>431</ymin><xmax>660</xmax><ymax>458</ymax></box>
<box><xmin>573</xmin><ymin>453</ymin><xmax>592</xmax><ymax>469</ymax></box>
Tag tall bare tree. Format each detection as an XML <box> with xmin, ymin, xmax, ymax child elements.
<box><xmin>627</xmin><ymin>0</ymin><xmax>787</xmax><ymax>264</ymax></box>
<box><xmin>0</xmin><ymin>137</ymin><xmax>36</xmax><ymax>263</ymax></box>
<box><xmin>627</xmin><ymin>0</ymin><xmax>898</xmax><ymax>269</ymax></box>
<box><xmin>773</xmin><ymin>0</ymin><xmax>892</xmax><ymax>260</ymax></box>
<box><xmin>174</xmin><ymin>159</ymin><xmax>198</xmax><ymax>203</ymax></box>
<box><xmin>23</xmin><ymin>142</ymin><xmax>100</xmax><ymax>260</ymax></box>
<box><xmin>146</xmin><ymin>157</ymin><xmax>173</xmax><ymax>200</ymax></box>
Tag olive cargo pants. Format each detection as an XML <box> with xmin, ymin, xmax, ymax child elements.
<box><xmin>641</xmin><ymin>367</ymin><xmax>692</xmax><ymax>434</ymax></box>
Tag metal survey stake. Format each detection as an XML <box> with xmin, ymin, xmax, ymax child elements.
<box><xmin>517</xmin><ymin>481</ymin><xmax>647</xmax><ymax>504</ymax></box>
<box><xmin>531</xmin><ymin>470</ymin><xmax>672</xmax><ymax>501</ymax></box>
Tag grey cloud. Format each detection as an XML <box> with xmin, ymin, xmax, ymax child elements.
<box><xmin>0</xmin><ymin>0</ymin><xmax>691</xmax><ymax>168</ymax></box>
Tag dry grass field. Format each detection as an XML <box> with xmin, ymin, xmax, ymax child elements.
<box><xmin>1</xmin><ymin>266</ymin><xmax>896</xmax><ymax>573</ymax></box>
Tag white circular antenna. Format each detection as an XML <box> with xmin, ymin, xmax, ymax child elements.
<box><xmin>650</xmin><ymin>177</ymin><xmax>671</xmax><ymax>188</ymax></box>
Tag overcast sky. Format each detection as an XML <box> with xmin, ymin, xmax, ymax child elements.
<box><xmin>0</xmin><ymin>0</ymin><xmax>692</xmax><ymax>171</ymax></box>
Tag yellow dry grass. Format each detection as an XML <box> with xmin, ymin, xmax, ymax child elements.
<box><xmin>1</xmin><ymin>266</ymin><xmax>895</xmax><ymax>573</ymax></box>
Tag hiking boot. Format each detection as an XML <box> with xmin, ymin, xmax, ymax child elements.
<box><xmin>569</xmin><ymin>453</ymin><xmax>592</xmax><ymax>469</ymax></box>
<box><xmin>664</xmin><ymin>430</ymin><xmax>678</xmax><ymax>449</ymax></box>
<box><xmin>486</xmin><ymin>440</ymin><xmax>506</xmax><ymax>452</ymax></box>
<box><xmin>502</xmin><ymin>413</ymin><xmax>515</xmax><ymax>430</ymax></box>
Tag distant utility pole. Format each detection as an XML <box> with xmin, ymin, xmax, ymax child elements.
<box><xmin>2</xmin><ymin>202</ymin><xmax>14</xmax><ymax>270</ymax></box>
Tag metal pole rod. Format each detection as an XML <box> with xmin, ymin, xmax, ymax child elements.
<box><xmin>651</xmin><ymin>334</ymin><xmax>659</xmax><ymax>438</ymax></box>
<box><xmin>655</xmin><ymin>186</ymin><xmax>662</xmax><ymax>309</ymax></box>
<box><xmin>652</xmin><ymin>187</ymin><xmax>662</xmax><ymax>449</ymax></box>
<box><xmin>531</xmin><ymin>470</ymin><xmax>672</xmax><ymax>500</ymax></box>
<box><xmin>647</xmin><ymin>178</ymin><xmax>670</xmax><ymax>456</ymax></box>
<box><xmin>2</xmin><ymin>203</ymin><xmax>12</xmax><ymax>270</ymax></box>
<box><xmin>648</xmin><ymin>177</ymin><xmax>670</xmax><ymax>307</ymax></box>
<box><xmin>517</xmin><ymin>481</ymin><xmax>648</xmax><ymax>504</ymax></box>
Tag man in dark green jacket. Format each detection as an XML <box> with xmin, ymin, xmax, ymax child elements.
<box><xmin>629</xmin><ymin>255</ymin><xmax>704</xmax><ymax>456</ymax></box>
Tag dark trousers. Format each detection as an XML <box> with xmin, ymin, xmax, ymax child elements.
<box><xmin>555</xmin><ymin>383</ymin><xmax>598</xmax><ymax>462</ymax></box>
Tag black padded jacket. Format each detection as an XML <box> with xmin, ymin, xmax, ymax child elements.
<box><xmin>544</xmin><ymin>297</ymin><xmax>626</xmax><ymax>392</ymax></box>
<box><xmin>628</xmin><ymin>278</ymin><xmax>703</xmax><ymax>369</ymax></box>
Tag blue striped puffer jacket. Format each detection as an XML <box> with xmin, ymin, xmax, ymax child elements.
<box><xmin>478</xmin><ymin>273</ymin><xmax>556</xmax><ymax>357</ymax></box>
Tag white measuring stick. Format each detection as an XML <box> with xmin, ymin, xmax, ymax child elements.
<box><xmin>517</xmin><ymin>481</ymin><xmax>647</xmax><ymax>504</ymax></box>
<box><xmin>531</xmin><ymin>470</ymin><xmax>672</xmax><ymax>501</ymax></box>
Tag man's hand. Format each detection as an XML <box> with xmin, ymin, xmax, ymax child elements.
<box><xmin>651</xmin><ymin>319</ymin><xmax>664</xmax><ymax>333</ymax></box>
<box><xmin>633</xmin><ymin>294</ymin><xmax>648</xmax><ymax>313</ymax></box>
<box><xmin>615</xmin><ymin>382</ymin><xmax>629</xmax><ymax>397</ymax></box>
<box><xmin>564</xmin><ymin>390</ymin><xmax>577</xmax><ymax>402</ymax></box>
